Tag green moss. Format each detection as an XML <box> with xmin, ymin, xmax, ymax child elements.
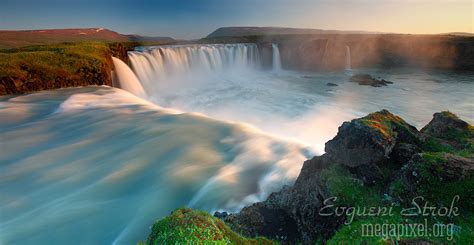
<box><xmin>415</xmin><ymin>153</ymin><xmax>473</xmax><ymax>211</ymax></box>
<box><xmin>329</xmin><ymin>212</ymin><xmax>474</xmax><ymax>244</ymax></box>
<box><xmin>328</xmin><ymin>209</ymin><xmax>405</xmax><ymax>244</ymax></box>
<box><xmin>145</xmin><ymin>208</ymin><xmax>274</xmax><ymax>244</ymax></box>
<box><xmin>357</xmin><ymin>110</ymin><xmax>419</xmax><ymax>145</ymax></box>
<box><xmin>422</xmin><ymin>121</ymin><xmax>473</xmax><ymax>157</ymax></box>
<box><xmin>321</xmin><ymin>164</ymin><xmax>382</xmax><ymax>208</ymax></box>
<box><xmin>422</xmin><ymin>137</ymin><xmax>454</xmax><ymax>153</ymax></box>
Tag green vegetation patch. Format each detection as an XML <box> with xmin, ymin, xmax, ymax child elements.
<box><xmin>146</xmin><ymin>208</ymin><xmax>274</xmax><ymax>244</ymax></box>
<box><xmin>321</xmin><ymin>163</ymin><xmax>383</xmax><ymax>207</ymax></box>
<box><xmin>358</xmin><ymin>110</ymin><xmax>419</xmax><ymax>144</ymax></box>
<box><xmin>0</xmin><ymin>42</ymin><xmax>119</xmax><ymax>94</ymax></box>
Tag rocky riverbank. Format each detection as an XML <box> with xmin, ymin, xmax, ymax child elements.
<box><xmin>146</xmin><ymin>110</ymin><xmax>473</xmax><ymax>244</ymax></box>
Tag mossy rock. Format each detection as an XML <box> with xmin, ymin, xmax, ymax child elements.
<box><xmin>145</xmin><ymin>208</ymin><xmax>274</xmax><ymax>244</ymax></box>
<box><xmin>421</xmin><ymin>111</ymin><xmax>474</xmax><ymax>153</ymax></box>
<box><xmin>326</xmin><ymin>110</ymin><xmax>421</xmax><ymax>166</ymax></box>
<box><xmin>393</xmin><ymin>152</ymin><xmax>474</xmax><ymax>211</ymax></box>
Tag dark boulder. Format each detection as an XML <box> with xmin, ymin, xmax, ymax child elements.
<box><xmin>225</xmin><ymin>202</ymin><xmax>300</xmax><ymax>243</ymax></box>
<box><xmin>350</xmin><ymin>74</ymin><xmax>393</xmax><ymax>87</ymax></box>
<box><xmin>325</xmin><ymin>109</ymin><xmax>420</xmax><ymax>168</ymax></box>
<box><xmin>390</xmin><ymin>143</ymin><xmax>423</xmax><ymax>165</ymax></box>
<box><xmin>421</xmin><ymin>111</ymin><xmax>472</xmax><ymax>139</ymax></box>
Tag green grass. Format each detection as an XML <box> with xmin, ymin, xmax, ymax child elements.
<box><xmin>0</xmin><ymin>42</ymin><xmax>130</xmax><ymax>94</ymax></box>
<box><xmin>0</xmin><ymin>42</ymin><xmax>109</xmax><ymax>76</ymax></box>
<box><xmin>145</xmin><ymin>208</ymin><xmax>274</xmax><ymax>244</ymax></box>
<box><xmin>321</xmin><ymin>164</ymin><xmax>383</xmax><ymax>207</ymax></box>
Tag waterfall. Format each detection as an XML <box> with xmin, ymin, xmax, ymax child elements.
<box><xmin>345</xmin><ymin>45</ymin><xmax>351</xmax><ymax>70</ymax></box>
<box><xmin>122</xmin><ymin>44</ymin><xmax>260</xmax><ymax>94</ymax></box>
<box><xmin>272</xmin><ymin>43</ymin><xmax>282</xmax><ymax>72</ymax></box>
<box><xmin>112</xmin><ymin>57</ymin><xmax>146</xmax><ymax>98</ymax></box>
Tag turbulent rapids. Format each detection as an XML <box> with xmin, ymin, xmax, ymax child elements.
<box><xmin>1</xmin><ymin>43</ymin><xmax>473</xmax><ymax>244</ymax></box>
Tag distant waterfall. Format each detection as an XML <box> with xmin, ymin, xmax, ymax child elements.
<box><xmin>272</xmin><ymin>43</ymin><xmax>282</xmax><ymax>71</ymax></box>
<box><xmin>112</xmin><ymin>57</ymin><xmax>146</xmax><ymax>98</ymax></box>
<box><xmin>345</xmin><ymin>45</ymin><xmax>351</xmax><ymax>70</ymax></box>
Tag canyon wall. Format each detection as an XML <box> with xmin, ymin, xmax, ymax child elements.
<box><xmin>252</xmin><ymin>34</ymin><xmax>474</xmax><ymax>71</ymax></box>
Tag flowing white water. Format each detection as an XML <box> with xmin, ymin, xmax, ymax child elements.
<box><xmin>126</xmin><ymin>44</ymin><xmax>473</xmax><ymax>153</ymax></box>
<box><xmin>127</xmin><ymin>44</ymin><xmax>259</xmax><ymax>98</ymax></box>
<box><xmin>112</xmin><ymin>57</ymin><xmax>146</xmax><ymax>98</ymax></box>
<box><xmin>0</xmin><ymin>87</ymin><xmax>310</xmax><ymax>244</ymax></box>
<box><xmin>345</xmin><ymin>45</ymin><xmax>351</xmax><ymax>70</ymax></box>
<box><xmin>272</xmin><ymin>43</ymin><xmax>282</xmax><ymax>71</ymax></box>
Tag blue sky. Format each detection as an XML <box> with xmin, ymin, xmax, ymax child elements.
<box><xmin>1</xmin><ymin>0</ymin><xmax>472</xmax><ymax>39</ymax></box>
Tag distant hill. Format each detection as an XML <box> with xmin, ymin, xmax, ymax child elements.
<box><xmin>206</xmin><ymin>27</ymin><xmax>379</xmax><ymax>38</ymax></box>
<box><xmin>0</xmin><ymin>28</ymin><xmax>174</xmax><ymax>49</ymax></box>
<box><xmin>443</xmin><ymin>32</ymin><xmax>474</xmax><ymax>37</ymax></box>
<box><xmin>0</xmin><ymin>28</ymin><xmax>129</xmax><ymax>49</ymax></box>
<box><xmin>125</xmin><ymin>34</ymin><xmax>174</xmax><ymax>43</ymax></box>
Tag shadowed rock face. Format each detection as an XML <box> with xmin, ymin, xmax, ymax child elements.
<box><xmin>224</xmin><ymin>110</ymin><xmax>473</xmax><ymax>243</ymax></box>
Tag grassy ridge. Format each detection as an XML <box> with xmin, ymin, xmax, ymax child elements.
<box><xmin>0</xmin><ymin>28</ymin><xmax>128</xmax><ymax>49</ymax></box>
<box><xmin>0</xmin><ymin>40</ymin><xmax>177</xmax><ymax>95</ymax></box>
<box><xmin>0</xmin><ymin>42</ymin><xmax>120</xmax><ymax>94</ymax></box>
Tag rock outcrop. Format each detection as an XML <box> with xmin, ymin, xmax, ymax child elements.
<box><xmin>224</xmin><ymin>110</ymin><xmax>474</xmax><ymax>243</ymax></box>
<box><xmin>349</xmin><ymin>74</ymin><xmax>393</xmax><ymax>87</ymax></box>
<box><xmin>421</xmin><ymin>111</ymin><xmax>472</xmax><ymax>139</ymax></box>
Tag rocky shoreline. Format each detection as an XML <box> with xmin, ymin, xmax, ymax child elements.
<box><xmin>146</xmin><ymin>110</ymin><xmax>473</xmax><ymax>244</ymax></box>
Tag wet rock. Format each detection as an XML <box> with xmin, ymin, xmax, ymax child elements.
<box><xmin>326</xmin><ymin>82</ymin><xmax>338</xmax><ymax>86</ymax></box>
<box><xmin>350</xmin><ymin>74</ymin><xmax>393</xmax><ymax>87</ymax></box>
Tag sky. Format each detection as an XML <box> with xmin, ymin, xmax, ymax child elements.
<box><xmin>0</xmin><ymin>0</ymin><xmax>472</xmax><ymax>39</ymax></box>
